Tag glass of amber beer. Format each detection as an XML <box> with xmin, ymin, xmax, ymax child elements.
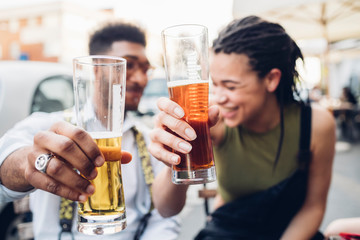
<box><xmin>73</xmin><ymin>56</ymin><xmax>126</xmax><ymax>235</ymax></box>
<box><xmin>161</xmin><ymin>24</ymin><xmax>216</xmax><ymax>184</ymax></box>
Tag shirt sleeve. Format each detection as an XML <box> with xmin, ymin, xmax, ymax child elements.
<box><xmin>0</xmin><ymin>111</ymin><xmax>63</xmax><ymax>203</ymax></box>
<box><xmin>0</xmin><ymin>185</ymin><xmax>35</xmax><ymax>203</ymax></box>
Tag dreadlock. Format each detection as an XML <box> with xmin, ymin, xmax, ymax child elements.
<box><xmin>213</xmin><ymin>16</ymin><xmax>304</xmax><ymax>170</ymax></box>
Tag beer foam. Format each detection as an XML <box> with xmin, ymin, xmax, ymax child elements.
<box><xmin>167</xmin><ymin>79</ymin><xmax>209</xmax><ymax>88</ymax></box>
<box><xmin>90</xmin><ymin>131</ymin><xmax>122</xmax><ymax>139</ymax></box>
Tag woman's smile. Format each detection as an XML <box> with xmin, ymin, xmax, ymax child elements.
<box><xmin>220</xmin><ymin>106</ymin><xmax>238</xmax><ymax>119</ymax></box>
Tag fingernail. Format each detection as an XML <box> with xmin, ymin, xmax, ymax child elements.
<box><xmin>86</xmin><ymin>184</ymin><xmax>95</xmax><ymax>194</ymax></box>
<box><xmin>179</xmin><ymin>141</ymin><xmax>192</xmax><ymax>152</ymax></box>
<box><xmin>171</xmin><ymin>155</ymin><xmax>179</xmax><ymax>165</ymax></box>
<box><xmin>174</xmin><ymin>107</ymin><xmax>184</xmax><ymax>118</ymax></box>
<box><xmin>79</xmin><ymin>194</ymin><xmax>87</xmax><ymax>203</ymax></box>
<box><xmin>89</xmin><ymin>169</ymin><xmax>97</xmax><ymax>179</ymax></box>
<box><xmin>185</xmin><ymin>128</ymin><xmax>196</xmax><ymax>140</ymax></box>
<box><xmin>95</xmin><ymin>156</ymin><xmax>104</xmax><ymax>167</ymax></box>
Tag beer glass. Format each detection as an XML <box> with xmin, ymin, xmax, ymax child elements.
<box><xmin>73</xmin><ymin>55</ymin><xmax>126</xmax><ymax>235</ymax></box>
<box><xmin>161</xmin><ymin>24</ymin><xmax>216</xmax><ymax>184</ymax></box>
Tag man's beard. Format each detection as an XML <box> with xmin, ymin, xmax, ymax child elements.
<box><xmin>125</xmin><ymin>104</ymin><xmax>139</xmax><ymax>112</ymax></box>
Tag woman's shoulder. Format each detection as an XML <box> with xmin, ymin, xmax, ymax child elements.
<box><xmin>310</xmin><ymin>104</ymin><xmax>336</xmax><ymax>151</ymax></box>
<box><xmin>311</xmin><ymin>104</ymin><xmax>336</xmax><ymax>133</ymax></box>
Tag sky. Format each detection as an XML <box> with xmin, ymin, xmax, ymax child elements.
<box><xmin>112</xmin><ymin>0</ymin><xmax>234</xmax><ymax>41</ymax></box>
<box><xmin>111</xmin><ymin>0</ymin><xmax>234</xmax><ymax>65</ymax></box>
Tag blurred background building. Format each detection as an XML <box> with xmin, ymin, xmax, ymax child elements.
<box><xmin>1</xmin><ymin>0</ymin><xmax>359</xmax><ymax>100</ymax></box>
<box><xmin>0</xmin><ymin>1</ymin><xmax>113</xmax><ymax>63</ymax></box>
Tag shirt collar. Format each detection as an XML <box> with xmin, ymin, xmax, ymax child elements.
<box><xmin>123</xmin><ymin>112</ymin><xmax>137</xmax><ymax>133</ymax></box>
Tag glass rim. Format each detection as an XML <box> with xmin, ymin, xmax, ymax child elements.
<box><xmin>73</xmin><ymin>55</ymin><xmax>127</xmax><ymax>66</ymax></box>
<box><xmin>161</xmin><ymin>24</ymin><xmax>208</xmax><ymax>39</ymax></box>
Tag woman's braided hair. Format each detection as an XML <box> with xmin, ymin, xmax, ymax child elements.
<box><xmin>213</xmin><ymin>15</ymin><xmax>304</xmax><ymax>105</ymax></box>
<box><xmin>213</xmin><ymin>16</ymin><xmax>305</xmax><ymax>169</ymax></box>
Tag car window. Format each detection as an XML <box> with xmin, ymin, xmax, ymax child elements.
<box><xmin>31</xmin><ymin>75</ymin><xmax>73</xmax><ymax>113</ymax></box>
<box><xmin>138</xmin><ymin>78</ymin><xmax>168</xmax><ymax>116</ymax></box>
<box><xmin>143</xmin><ymin>78</ymin><xmax>168</xmax><ymax>97</ymax></box>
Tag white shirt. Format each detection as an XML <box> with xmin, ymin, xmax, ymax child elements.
<box><xmin>0</xmin><ymin>111</ymin><xmax>180</xmax><ymax>240</ymax></box>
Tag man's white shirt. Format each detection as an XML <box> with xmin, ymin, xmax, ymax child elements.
<box><xmin>0</xmin><ymin>111</ymin><xmax>180</xmax><ymax>240</ymax></box>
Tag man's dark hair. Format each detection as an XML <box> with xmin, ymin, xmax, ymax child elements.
<box><xmin>89</xmin><ymin>22</ymin><xmax>146</xmax><ymax>55</ymax></box>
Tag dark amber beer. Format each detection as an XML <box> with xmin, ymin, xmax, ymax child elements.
<box><xmin>162</xmin><ymin>24</ymin><xmax>216</xmax><ymax>184</ymax></box>
<box><xmin>167</xmin><ymin>80</ymin><xmax>216</xmax><ymax>184</ymax></box>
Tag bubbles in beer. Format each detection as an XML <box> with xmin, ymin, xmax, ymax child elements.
<box><xmin>167</xmin><ymin>79</ymin><xmax>209</xmax><ymax>121</ymax></box>
<box><xmin>79</xmin><ymin>134</ymin><xmax>125</xmax><ymax>216</ymax></box>
<box><xmin>167</xmin><ymin>80</ymin><xmax>215</xmax><ymax>171</ymax></box>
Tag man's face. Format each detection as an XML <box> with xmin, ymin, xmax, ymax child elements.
<box><xmin>106</xmin><ymin>41</ymin><xmax>150</xmax><ymax>112</ymax></box>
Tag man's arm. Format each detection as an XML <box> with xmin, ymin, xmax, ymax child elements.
<box><xmin>0</xmin><ymin>145</ymin><xmax>132</xmax><ymax>193</ymax></box>
<box><xmin>0</xmin><ymin>120</ymin><xmax>105</xmax><ymax>202</ymax></box>
<box><xmin>0</xmin><ymin>146</ymin><xmax>34</xmax><ymax>192</ymax></box>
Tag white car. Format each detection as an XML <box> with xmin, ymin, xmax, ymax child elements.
<box><xmin>0</xmin><ymin>61</ymin><xmax>168</xmax><ymax>135</ymax></box>
<box><xmin>0</xmin><ymin>60</ymin><xmax>73</xmax><ymax>136</ymax></box>
<box><xmin>0</xmin><ymin>60</ymin><xmax>73</xmax><ymax>240</ymax></box>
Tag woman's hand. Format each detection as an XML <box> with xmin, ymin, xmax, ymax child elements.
<box><xmin>148</xmin><ymin>97</ymin><xmax>219</xmax><ymax>166</ymax></box>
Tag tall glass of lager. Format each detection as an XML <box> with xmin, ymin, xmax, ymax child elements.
<box><xmin>73</xmin><ymin>56</ymin><xmax>127</xmax><ymax>235</ymax></box>
<box><xmin>161</xmin><ymin>24</ymin><xmax>216</xmax><ymax>185</ymax></box>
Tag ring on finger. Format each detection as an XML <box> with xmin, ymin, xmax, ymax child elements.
<box><xmin>35</xmin><ymin>153</ymin><xmax>55</xmax><ymax>174</ymax></box>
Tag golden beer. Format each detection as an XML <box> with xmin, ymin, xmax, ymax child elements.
<box><xmin>74</xmin><ymin>55</ymin><xmax>127</xmax><ymax>234</ymax></box>
<box><xmin>167</xmin><ymin>80</ymin><xmax>215</xmax><ymax>175</ymax></box>
<box><xmin>78</xmin><ymin>135</ymin><xmax>125</xmax><ymax>217</ymax></box>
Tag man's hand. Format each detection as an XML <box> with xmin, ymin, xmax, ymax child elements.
<box><xmin>0</xmin><ymin>121</ymin><xmax>132</xmax><ymax>202</ymax></box>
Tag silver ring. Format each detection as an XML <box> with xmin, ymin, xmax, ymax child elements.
<box><xmin>35</xmin><ymin>154</ymin><xmax>54</xmax><ymax>174</ymax></box>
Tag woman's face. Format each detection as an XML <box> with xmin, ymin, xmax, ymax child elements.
<box><xmin>210</xmin><ymin>52</ymin><xmax>271</xmax><ymax>128</ymax></box>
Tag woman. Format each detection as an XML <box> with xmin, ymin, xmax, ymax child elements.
<box><xmin>150</xmin><ymin>16</ymin><xmax>336</xmax><ymax>239</ymax></box>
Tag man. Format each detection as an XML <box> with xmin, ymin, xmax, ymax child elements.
<box><xmin>0</xmin><ymin>22</ymin><xmax>179</xmax><ymax>240</ymax></box>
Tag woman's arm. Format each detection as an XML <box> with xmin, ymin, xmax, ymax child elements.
<box><xmin>149</xmin><ymin>97</ymin><xmax>220</xmax><ymax>217</ymax></box>
<box><xmin>281</xmin><ymin>106</ymin><xmax>336</xmax><ymax>240</ymax></box>
<box><xmin>152</xmin><ymin>167</ymin><xmax>189</xmax><ymax>217</ymax></box>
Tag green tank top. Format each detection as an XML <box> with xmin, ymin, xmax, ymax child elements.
<box><xmin>214</xmin><ymin>104</ymin><xmax>301</xmax><ymax>203</ymax></box>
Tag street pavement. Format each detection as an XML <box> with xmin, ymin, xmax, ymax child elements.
<box><xmin>177</xmin><ymin>140</ymin><xmax>360</xmax><ymax>239</ymax></box>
